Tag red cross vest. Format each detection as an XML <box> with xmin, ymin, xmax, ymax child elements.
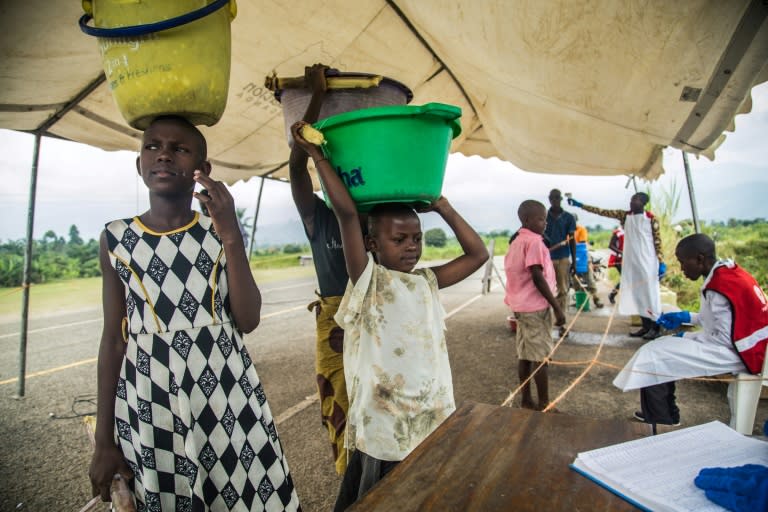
<box><xmin>704</xmin><ymin>264</ymin><xmax>768</xmax><ymax>374</ymax></box>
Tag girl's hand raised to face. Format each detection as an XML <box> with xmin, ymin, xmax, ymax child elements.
<box><xmin>193</xmin><ymin>170</ymin><xmax>242</xmax><ymax>246</ymax></box>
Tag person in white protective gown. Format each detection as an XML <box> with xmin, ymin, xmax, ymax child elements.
<box><xmin>568</xmin><ymin>193</ymin><xmax>664</xmax><ymax>340</ymax></box>
<box><xmin>612</xmin><ymin>234</ymin><xmax>768</xmax><ymax>428</ymax></box>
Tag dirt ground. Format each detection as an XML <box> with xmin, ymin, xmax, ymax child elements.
<box><xmin>1</xmin><ymin>279</ymin><xmax>766</xmax><ymax>512</ymax></box>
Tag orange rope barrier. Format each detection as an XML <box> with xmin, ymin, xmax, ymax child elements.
<box><xmin>541</xmin><ymin>280</ymin><xmax>618</xmax><ymax>412</ymax></box>
<box><xmin>497</xmin><ymin>271</ymin><xmax>749</xmax><ymax>413</ymax></box>
<box><xmin>500</xmin><ymin>273</ymin><xmax>592</xmax><ymax>408</ymax></box>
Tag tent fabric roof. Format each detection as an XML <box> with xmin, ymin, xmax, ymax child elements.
<box><xmin>1</xmin><ymin>0</ymin><xmax>767</xmax><ymax>185</ymax></box>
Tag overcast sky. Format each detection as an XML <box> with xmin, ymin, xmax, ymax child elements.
<box><xmin>1</xmin><ymin>83</ymin><xmax>766</xmax><ymax>244</ymax></box>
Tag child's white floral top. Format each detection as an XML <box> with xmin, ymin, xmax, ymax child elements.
<box><xmin>335</xmin><ymin>254</ymin><xmax>455</xmax><ymax>461</ymax></box>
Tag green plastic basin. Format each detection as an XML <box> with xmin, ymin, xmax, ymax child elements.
<box><xmin>314</xmin><ymin>103</ymin><xmax>462</xmax><ymax>211</ymax></box>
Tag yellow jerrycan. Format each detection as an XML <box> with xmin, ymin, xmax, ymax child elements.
<box><xmin>80</xmin><ymin>0</ymin><xmax>237</xmax><ymax>129</ymax></box>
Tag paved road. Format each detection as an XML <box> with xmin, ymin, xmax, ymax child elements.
<box><xmin>0</xmin><ymin>276</ymin><xmax>317</xmax><ymax>383</ymax></box>
<box><xmin>0</xmin><ymin>264</ymin><xmax>495</xmax><ymax>511</ymax></box>
<box><xmin>3</xmin><ymin>259</ymin><xmax>764</xmax><ymax>511</ymax></box>
<box><xmin>0</xmin><ymin>266</ymin><xmax>492</xmax><ymax>404</ymax></box>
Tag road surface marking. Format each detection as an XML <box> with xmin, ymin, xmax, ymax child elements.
<box><xmin>0</xmin><ymin>283</ymin><xmax>311</xmax><ymax>340</ymax></box>
<box><xmin>0</xmin><ymin>291</ymin><xmax>488</xmax><ymax>389</ymax></box>
<box><xmin>275</xmin><ymin>394</ymin><xmax>319</xmax><ymax>425</ymax></box>
<box><xmin>261</xmin><ymin>281</ymin><xmax>315</xmax><ymax>293</ymax></box>
<box><xmin>445</xmin><ymin>294</ymin><xmax>484</xmax><ymax>319</ymax></box>
<box><xmin>0</xmin><ymin>318</ymin><xmax>101</xmax><ymax>340</ymax></box>
<box><xmin>0</xmin><ymin>357</ymin><xmax>97</xmax><ymax>386</ymax></box>
<box><xmin>271</xmin><ymin>293</ymin><xmax>489</xmax><ymax>424</ymax></box>
<box><xmin>0</xmin><ymin>303</ymin><xmax>309</xmax><ymax>386</ymax></box>
<box><xmin>261</xmin><ymin>305</ymin><xmax>306</xmax><ymax>319</ymax></box>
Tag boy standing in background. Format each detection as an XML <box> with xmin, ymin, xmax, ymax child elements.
<box><xmin>544</xmin><ymin>189</ymin><xmax>577</xmax><ymax>337</ymax></box>
<box><xmin>505</xmin><ymin>200</ymin><xmax>566</xmax><ymax>410</ymax></box>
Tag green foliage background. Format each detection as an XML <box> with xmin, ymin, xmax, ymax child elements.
<box><xmin>0</xmin><ymin>226</ymin><xmax>99</xmax><ymax>287</ymax></box>
<box><xmin>424</xmin><ymin>228</ymin><xmax>447</xmax><ymax>247</ymax></box>
<box><xmin>1</xmin><ymin>213</ymin><xmax>765</xmax><ymax>315</ymax></box>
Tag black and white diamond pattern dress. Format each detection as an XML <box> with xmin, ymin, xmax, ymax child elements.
<box><xmin>106</xmin><ymin>214</ymin><xmax>299</xmax><ymax>511</ymax></box>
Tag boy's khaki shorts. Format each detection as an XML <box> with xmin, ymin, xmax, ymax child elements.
<box><xmin>515</xmin><ymin>308</ymin><xmax>554</xmax><ymax>361</ymax></box>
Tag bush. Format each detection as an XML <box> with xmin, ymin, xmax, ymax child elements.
<box><xmin>0</xmin><ymin>253</ymin><xmax>23</xmax><ymax>287</ymax></box>
<box><xmin>282</xmin><ymin>243</ymin><xmax>305</xmax><ymax>254</ymax></box>
<box><xmin>424</xmin><ymin>228</ymin><xmax>447</xmax><ymax>247</ymax></box>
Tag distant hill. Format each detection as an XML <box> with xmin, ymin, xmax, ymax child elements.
<box><xmin>251</xmin><ymin>220</ymin><xmax>308</xmax><ymax>248</ymax></box>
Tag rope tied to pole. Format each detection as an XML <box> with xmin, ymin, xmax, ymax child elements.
<box><xmin>500</xmin><ymin>272</ymin><xmax>759</xmax><ymax>413</ymax></box>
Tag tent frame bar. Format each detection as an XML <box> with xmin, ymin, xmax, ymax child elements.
<box><xmin>681</xmin><ymin>151</ymin><xmax>701</xmax><ymax>233</ymax></box>
<box><xmin>248</xmin><ymin>177</ymin><xmax>266</xmax><ymax>260</ymax></box>
<box><xmin>39</xmin><ymin>73</ymin><xmax>106</xmax><ymax>134</ymax></box>
<box><xmin>16</xmin><ymin>133</ymin><xmax>41</xmax><ymax>398</ymax></box>
<box><xmin>386</xmin><ymin>0</ymin><xmax>478</xmax><ymax>117</ymax></box>
<box><xmin>15</xmin><ymin>73</ymin><xmax>106</xmax><ymax>397</ymax></box>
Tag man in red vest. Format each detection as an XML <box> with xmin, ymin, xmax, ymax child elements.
<box><xmin>612</xmin><ymin>234</ymin><xmax>768</xmax><ymax>430</ymax></box>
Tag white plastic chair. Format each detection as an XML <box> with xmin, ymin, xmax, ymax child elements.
<box><xmin>728</xmin><ymin>344</ymin><xmax>768</xmax><ymax>435</ymax></box>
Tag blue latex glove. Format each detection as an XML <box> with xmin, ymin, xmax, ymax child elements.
<box><xmin>567</xmin><ymin>198</ymin><xmax>583</xmax><ymax>208</ymax></box>
<box><xmin>694</xmin><ymin>465</ymin><xmax>768</xmax><ymax>512</ymax></box>
<box><xmin>657</xmin><ymin>311</ymin><xmax>691</xmax><ymax>329</ymax></box>
<box><xmin>658</xmin><ymin>261</ymin><xmax>667</xmax><ymax>278</ymax></box>
<box><xmin>674</xmin><ymin>331</ymin><xmax>685</xmax><ymax>338</ymax></box>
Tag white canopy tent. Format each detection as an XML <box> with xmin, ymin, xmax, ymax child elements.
<box><xmin>2</xmin><ymin>0</ymin><xmax>767</xmax><ymax>395</ymax></box>
<box><xmin>2</xmin><ymin>0</ymin><xmax>767</xmax><ymax>182</ymax></box>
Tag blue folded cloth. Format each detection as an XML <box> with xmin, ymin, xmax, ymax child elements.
<box><xmin>694</xmin><ymin>464</ymin><xmax>768</xmax><ymax>512</ymax></box>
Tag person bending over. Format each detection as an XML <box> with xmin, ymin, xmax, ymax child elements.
<box><xmin>613</xmin><ymin>233</ymin><xmax>767</xmax><ymax>431</ymax></box>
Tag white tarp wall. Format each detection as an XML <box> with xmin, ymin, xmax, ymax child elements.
<box><xmin>1</xmin><ymin>0</ymin><xmax>767</xmax><ymax>184</ymax></box>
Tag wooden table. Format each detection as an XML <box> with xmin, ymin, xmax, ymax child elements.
<box><xmin>349</xmin><ymin>401</ymin><xmax>647</xmax><ymax>511</ymax></box>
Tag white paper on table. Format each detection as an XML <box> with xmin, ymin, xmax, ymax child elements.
<box><xmin>571</xmin><ymin>421</ymin><xmax>768</xmax><ymax>512</ymax></box>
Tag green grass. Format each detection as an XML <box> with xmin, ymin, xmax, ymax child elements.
<box><xmin>421</xmin><ymin>231</ymin><xmax>615</xmax><ymax>262</ymax></box>
<box><xmin>249</xmin><ymin>253</ymin><xmax>310</xmax><ymax>269</ymax></box>
<box><xmin>421</xmin><ymin>236</ymin><xmax>511</xmax><ymax>261</ymax></box>
<box><xmin>0</xmin><ymin>276</ymin><xmax>103</xmax><ymax>322</ymax></box>
<box><xmin>2</xmin><ymin>221</ymin><xmax>765</xmax><ymax>321</ymax></box>
<box><xmin>589</xmin><ymin>229</ymin><xmax>612</xmax><ymax>249</ymax></box>
<box><xmin>0</xmin><ymin>264</ymin><xmax>316</xmax><ymax>322</ymax></box>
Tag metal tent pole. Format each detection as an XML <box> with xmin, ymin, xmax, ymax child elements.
<box><xmin>12</xmin><ymin>73</ymin><xmax>107</xmax><ymax>397</ymax></box>
<box><xmin>625</xmin><ymin>175</ymin><xmax>638</xmax><ymax>193</ymax></box>
<box><xmin>481</xmin><ymin>239</ymin><xmax>495</xmax><ymax>294</ymax></box>
<box><xmin>16</xmin><ymin>72</ymin><xmax>106</xmax><ymax>398</ymax></box>
<box><xmin>16</xmin><ymin>132</ymin><xmax>42</xmax><ymax>398</ymax></box>
<box><xmin>247</xmin><ymin>177</ymin><xmax>266</xmax><ymax>261</ymax></box>
<box><xmin>681</xmin><ymin>151</ymin><xmax>701</xmax><ymax>233</ymax></box>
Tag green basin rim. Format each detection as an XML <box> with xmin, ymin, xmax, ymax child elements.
<box><xmin>314</xmin><ymin>102</ymin><xmax>462</xmax><ymax>139</ymax></box>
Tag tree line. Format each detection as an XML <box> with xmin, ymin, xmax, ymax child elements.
<box><xmin>0</xmin><ymin>225</ymin><xmax>99</xmax><ymax>287</ymax></box>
